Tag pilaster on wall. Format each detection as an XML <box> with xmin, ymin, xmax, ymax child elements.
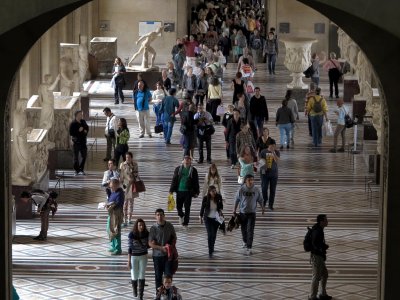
<box><xmin>177</xmin><ymin>0</ymin><xmax>189</xmax><ymax>37</ymax></box>
<box><xmin>268</xmin><ymin>0</ymin><xmax>277</xmax><ymax>31</ymax></box>
<box><xmin>19</xmin><ymin>42</ymin><xmax>41</xmax><ymax>99</ymax></box>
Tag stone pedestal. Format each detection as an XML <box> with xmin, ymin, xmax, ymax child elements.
<box><xmin>27</xmin><ymin>92</ymin><xmax>81</xmax><ymax>150</ymax></box>
<box><xmin>353</xmin><ymin>95</ymin><xmax>366</xmax><ymax>123</ymax></box>
<box><xmin>343</xmin><ymin>75</ymin><xmax>360</xmax><ymax>102</ymax></box>
<box><xmin>48</xmin><ymin>149</ymin><xmax>73</xmax><ymax>179</ymax></box>
<box><xmin>124</xmin><ymin>70</ymin><xmax>162</xmax><ymax>90</ymax></box>
<box><xmin>90</xmin><ymin>37</ymin><xmax>117</xmax><ymax>74</ymax></box>
<box><xmin>280</xmin><ymin>37</ymin><xmax>317</xmax><ymax>89</ymax></box>
<box><xmin>12</xmin><ymin>184</ymin><xmax>33</xmax><ymax>219</ymax></box>
<box><xmin>289</xmin><ymin>87</ymin><xmax>308</xmax><ymax>112</ymax></box>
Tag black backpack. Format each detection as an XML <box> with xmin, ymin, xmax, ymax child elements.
<box><xmin>312</xmin><ymin>96</ymin><xmax>323</xmax><ymax>113</ymax></box>
<box><xmin>345</xmin><ymin>114</ymin><xmax>354</xmax><ymax>128</ymax></box>
<box><xmin>304</xmin><ymin>65</ymin><xmax>315</xmax><ymax>78</ymax></box>
<box><xmin>303</xmin><ymin>227</ymin><xmax>313</xmax><ymax>252</ymax></box>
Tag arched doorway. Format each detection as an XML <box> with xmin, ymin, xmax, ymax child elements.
<box><xmin>1</xmin><ymin>1</ymin><xmax>399</xmax><ymax>299</ymax></box>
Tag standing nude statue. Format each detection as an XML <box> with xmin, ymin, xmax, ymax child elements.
<box><xmin>38</xmin><ymin>74</ymin><xmax>60</xmax><ymax>130</ymax></box>
<box><xmin>128</xmin><ymin>25</ymin><xmax>166</xmax><ymax>69</ymax></box>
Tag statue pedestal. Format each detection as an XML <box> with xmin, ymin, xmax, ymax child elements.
<box><xmin>27</xmin><ymin>92</ymin><xmax>81</xmax><ymax>150</ymax></box>
<box><xmin>124</xmin><ymin>70</ymin><xmax>162</xmax><ymax>90</ymax></box>
<box><xmin>343</xmin><ymin>75</ymin><xmax>360</xmax><ymax>102</ymax></box>
<box><xmin>12</xmin><ymin>172</ymin><xmax>48</xmax><ymax>219</ymax></box>
<box><xmin>353</xmin><ymin>95</ymin><xmax>367</xmax><ymax>123</ymax></box>
<box><xmin>289</xmin><ymin>87</ymin><xmax>308</xmax><ymax>112</ymax></box>
<box><xmin>48</xmin><ymin>149</ymin><xmax>73</xmax><ymax>179</ymax></box>
<box><xmin>90</xmin><ymin>37</ymin><xmax>117</xmax><ymax>74</ymax></box>
<box><xmin>12</xmin><ymin>185</ymin><xmax>33</xmax><ymax>219</ymax></box>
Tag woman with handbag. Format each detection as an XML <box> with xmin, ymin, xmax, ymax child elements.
<box><xmin>114</xmin><ymin>117</ymin><xmax>130</xmax><ymax>168</ymax></box>
<box><xmin>119</xmin><ymin>151</ymin><xmax>139</xmax><ymax>227</ymax></box>
<box><xmin>323</xmin><ymin>52</ymin><xmax>342</xmax><ymax>98</ymax></box>
<box><xmin>199</xmin><ymin>185</ymin><xmax>224</xmax><ymax>258</ymax></box>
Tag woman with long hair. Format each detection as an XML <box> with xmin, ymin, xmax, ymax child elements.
<box><xmin>111</xmin><ymin>57</ymin><xmax>126</xmax><ymax>104</ymax></box>
<box><xmin>127</xmin><ymin>218</ymin><xmax>149</xmax><ymax>300</ymax></box>
<box><xmin>238</xmin><ymin>145</ymin><xmax>255</xmax><ymax>184</ymax></box>
<box><xmin>231</xmin><ymin>71</ymin><xmax>246</xmax><ymax>105</ymax></box>
<box><xmin>114</xmin><ymin>118</ymin><xmax>130</xmax><ymax>166</ymax></box>
<box><xmin>199</xmin><ymin>185</ymin><xmax>224</xmax><ymax>258</ymax></box>
<box><xmin>202</xmin><ymin>163</ymin><xmax>223</xmax><ymax>197</ymax></box>
<box><xmin>256</xmin><ymin>127</ymin><xmax>274</xmax><ymax>155</ymax></box>
<box><xmin>119</xmin><ymin>151</ymin><xmax>139</xmax><ymax>227</ymax></box>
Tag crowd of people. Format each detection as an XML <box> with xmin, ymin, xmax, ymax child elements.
<box><xmin>62</xmin><ymin>1</ymin><xmax>345</xmax><ymax>299</ymax></box>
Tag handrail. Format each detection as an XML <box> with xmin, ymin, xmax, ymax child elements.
<box><xmin>88</xmin><ymin>137</ymin><xmax>98</xmax><ymax>160</ymax></box>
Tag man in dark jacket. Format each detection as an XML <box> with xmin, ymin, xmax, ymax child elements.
<box><xmin>226</xmin><ymin>109</ymin><xmax>242</xmax><ymax>168</ymax></box>
<box><xmin>309</xmin><ymin>214</ymin><xmax>332</xmax><ymax>300</ymax></box>
<box><xmin>69</xmin><ymin>110</ymin><xmax>89</xmax><ymax>176</ymax></box>
<box><xmin>249</xmin><ymin>87</ymin><xmax>269</xmax><ymax>139</ymax></box>
<box><xmin>169</xmin><ymin>156</ymin><xmax>199</xmax><ymax>228</ymax></box>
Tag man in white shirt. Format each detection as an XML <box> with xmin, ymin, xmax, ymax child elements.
<box><xmin>103</xmin><ymin>107</ymin><xmax>118</xmax><ymax>161</ymax></box>
<box><xmin>102</xmin><ymin>159</ymin><xmax>120</xmax><ymax>198</ymax></box>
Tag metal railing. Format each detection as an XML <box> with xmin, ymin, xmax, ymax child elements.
<box><xmin>54</xmin><ymin>171</ymin><xmax>65</xmax><ymax>195</ymax></box>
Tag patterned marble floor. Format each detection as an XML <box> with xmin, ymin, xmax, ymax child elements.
<box><xmin>12</xmin><ymin>61</ymin><xmax>380</xmax><ymax>300</ymax></box>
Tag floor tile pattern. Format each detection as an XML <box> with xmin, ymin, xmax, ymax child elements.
<box><xmin>13</xmin><ymin>62</ymin><xmax>379</xmax><ymax>299</ymax></box>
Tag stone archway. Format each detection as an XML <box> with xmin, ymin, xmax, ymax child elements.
<box><xmin>1</xmin><ymin>1</ymin><xmax>400</xmax><ymax>299</ymax></box>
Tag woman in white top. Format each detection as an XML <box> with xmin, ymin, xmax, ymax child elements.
<box><xmin>151</xmin><ymin>81</ymin><xmax>166</xmax><ymax>127</ymax></box>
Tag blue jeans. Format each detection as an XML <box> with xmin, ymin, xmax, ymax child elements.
<box><xmin>253</xmin><ymin>116</ymin><xmax>264</xmax><ymax>138</ymax></box>
<box><xmin>261</xmin><ymin>173</ymin><xmax>278</xmax><ymax>208</ymax></box>
<box><xmin>163</xmin><ymin>120</ymin><xmax>175</xmax><ymax>143</ymax></box>
<box><xmin>310</xmin><ymin>115</ymin><xmax>324</xmax><ymax>146</ymax></box>
<box><xmin>204</xmin><ymin>217</ymin><xmax>220</xmax><ymax>255</ymax></box>
<box><xmin>278</xmin><ymin>123</ymin><xmax>292</xmax><ymax>146</ymax></box>
<box><xmin>130</xmin><ymin>254</ymin><xmax>148</xmax><ymax>280</ymax></box>
<box><xmin>153</xmin><ymin>255</ymin><xmax>172</xmax><ymax>290</ymax></box>
<box><xmin>311</xmin><ymin>76</ymin><xmax>320</xmax><ymax>87</ymax></box>
<box><xmin>267</xmin><ymin>54</ymin><xmax>277</xmax><ymax>74</ymax></box>
<box><xmin>240</xmin><ymin>212</ymin><xmax>256</xmax><ymax>249</ymax></box>
<box><xmin>153</xmin><ymin>103</ymin><xmax>162</xmax><ymax>126</ymax></box>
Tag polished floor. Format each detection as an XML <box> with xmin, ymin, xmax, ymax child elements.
<box><xmin>12</xmin><ymin>61</ymin><xmax>380</xmax><ymax>299</ymax></box>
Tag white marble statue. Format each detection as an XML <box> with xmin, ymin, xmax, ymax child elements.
<box><xmin>128</xmin><ymin>25</ymin><xmax>166</xmax><ymax>70</ymax></box>
<box><xmin>355</xmin><ymin>50</ymin><xmax>373</xmax><ymax>98</ymax></box>
<box><xmin>78</xmin><ymin>35</ymin><xmax>89</xmax><ymax>88</ymax></box>
<box><xmin>12</xmin><ymin>99</ymin><xmax>35</xmax><ymax>185</ymax></box>
<box><xmin>60</xmin><ymin>51</ymin><xmax>75</xmax><ymax>96</ymax></box>
<box><xmin>38</xmin><ymin>74</ymin><xmax>60</xmax><ymax>130</ymax></box>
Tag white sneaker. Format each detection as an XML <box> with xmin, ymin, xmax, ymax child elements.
<box><xmin>247</xmin><ymin>248</ymin><xmax>252</xmax><ymax>255</ymax></box>
<box><xmin>231</xmin><ymin>164</ymin><xmax>235</xmax><ymax>169</ymax></box>
<box><xmin>179</xmin><ymin>217</ymin><xmax>184</xmax><ymax>226</ymax></box>
<box><xmin>242</xmin><ymin>242</ymin><xmax>247</xmax><ymax>248</ymax></box>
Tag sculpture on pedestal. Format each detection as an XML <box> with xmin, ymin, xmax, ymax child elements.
<box><xmin>60</xmin><ymin>50</ymin><xmax>75</xmax><ymax>96</ymax></box>
<box><xmin>78</xmin><ymin>35</ymin><xmax>89</xmax><ymax>88</ymax></box>
<box><xmin>280</xmin><ymin>37</ymin><xmax>317</xmax><ymax>89</ymax></box>
<box><xmin>12</xmin><ymin>99</ymin><xmax>35</xmax><ymax>185</ymax></box>
<box><xmin>38</xmin><ymin>74</ymin><xmax>60</xmax><ymax>130</ymax></box>
<box><xmin>355</xmin><ymin>51</ymin><xmax>373</xmax><ymax>98</ymax></box>
<box><xmin>127</xmin><ymin>25</ymin><xmax>166</xmax><ymax>70</ymax></box>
